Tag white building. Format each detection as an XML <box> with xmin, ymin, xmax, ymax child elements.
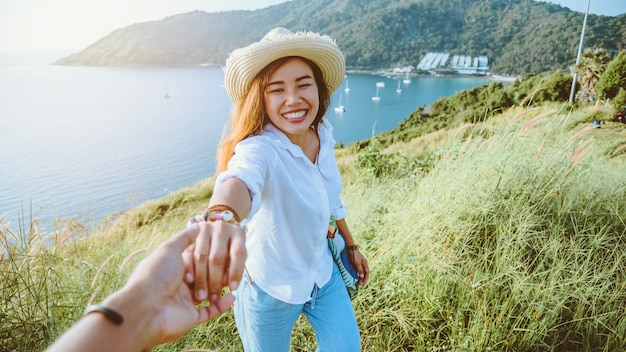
<box><xmin>418</xmin><ymin>52</ymin><xmax>490</xmax><ymax>75</ymax></box>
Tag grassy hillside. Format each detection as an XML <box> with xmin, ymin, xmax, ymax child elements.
<box><xmin>4</xmin><ymin>98</ymin><xmax>626</xmax><ymax>350</ymax></box>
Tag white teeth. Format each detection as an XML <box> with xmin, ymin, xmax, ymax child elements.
<box><xmin>282</xmin><ymin>111</ymin><xmax>306</xmax><ymax>119</ymax></box>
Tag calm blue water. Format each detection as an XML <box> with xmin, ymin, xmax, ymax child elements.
<box><xmin>0</xmin><ymin>52</ymin><xmax>491</xmax><ymax>232</ymax></box>
<box><xmin>327</xmin><ymin>75</ymin><xmax>490</xmax><ymax>145</ymax></box>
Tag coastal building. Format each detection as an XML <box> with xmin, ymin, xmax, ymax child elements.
<box><xmin>417</xmin><ymin>52</ymin><xmax>490</xmax><ymax>75</ymax></box>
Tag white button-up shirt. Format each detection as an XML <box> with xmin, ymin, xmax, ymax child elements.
<box><xmin>215</xmin><ymin>119</ymin><xmax>346</xmax><ymax>304</ymax></box>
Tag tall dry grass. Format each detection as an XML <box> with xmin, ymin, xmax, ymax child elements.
<box><xmin>0</xmin><ymin>178</ymin><xmax>216</xmax><ymax>351</ymax></box>
<box><xmin>342</xmin><ymin>105</ymin><xmax>626</xmax><ymax>351</ymax></box>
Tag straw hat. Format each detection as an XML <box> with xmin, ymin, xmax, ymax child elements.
<box><xmin>224</xmin><ymin>27</ymin><xmax>346</xmax><ymax>105</ymax></box>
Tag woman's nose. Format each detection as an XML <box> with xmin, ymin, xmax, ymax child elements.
<box><xmin>285</xmin><ymin>89</ymin><xmax>302</xmax><ymax>105</ymax></box>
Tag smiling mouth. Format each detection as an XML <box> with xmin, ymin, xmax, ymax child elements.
<box><xmin>282</xmin><ymin>110</ymin><xmax>307</xmax><ymax>120</ymax></box>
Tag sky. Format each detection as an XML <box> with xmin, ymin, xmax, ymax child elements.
<box><xmin>0</xmin><ymin>0</ymin><xmax>289</xmax><ymax>52</ymax></box>
<box><xmin>0</xmin><ymin>0</ymin><xmax>624</xmax><ymax>52</ymax></box>
<box><xmin>538</xmin><ymin>0</ymin><xmax>626</xmax><ymax>16</ymax></box>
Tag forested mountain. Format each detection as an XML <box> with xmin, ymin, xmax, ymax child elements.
<box><xmin>55</xmin><ymin>0</ymin><xmax>626</xmax><ymax>75</ymax></box>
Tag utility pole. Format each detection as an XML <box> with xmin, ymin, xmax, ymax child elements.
<box><xmin>569</xmin><ymin>0</ymin><xmax>592</xmax><ymax>104</ymax></box>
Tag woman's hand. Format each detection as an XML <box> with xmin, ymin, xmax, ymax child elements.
<box><xmin>349</xmin><ymin>249</ymin><xmax>370</xmax><ymax>285</ymax></box>
<box><xmin>184</xmin><ymin>221</ymin><xmax>247</xmax><ymax>304</ymax></box>
<box><xmin>335</xmin><ymin>217</ymin><xmax>370</xmax><ymax>286</ymax></box>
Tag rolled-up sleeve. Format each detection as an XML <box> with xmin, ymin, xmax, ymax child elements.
<box><xmin>332</xmin><ymin>199</ymin><xmax>347</xmax><ymax>221</ymax></box>
<box><xmin>215</xmin><ymin>137</ymin><xmax>274</xmax><ymax>223</ymax></box>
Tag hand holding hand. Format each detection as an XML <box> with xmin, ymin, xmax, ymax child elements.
<box><xmin>184</xmin><ymin>221</ymin><xmax>247</xmax><ymax>304</ymax></box>
<box><xmin>47</xmin><ymin>226</ymin><xmax>242</xmax><ymax>352</ymax></box>
<box><xmin>124</xmin><ymin>226</ymin><xmax>237</xmax><ymax>346</ymax></box>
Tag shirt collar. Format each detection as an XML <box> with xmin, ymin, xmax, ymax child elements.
<box><xmin>262</xmin><ymin>119</ymin><xmax>336</xmax><ymax>163</ymax></box>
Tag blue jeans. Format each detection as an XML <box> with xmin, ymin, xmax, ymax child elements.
<box><xmin>233</xmin><ymin>263</ymin><xmax>361</xmax><ymax>351</ymax></box>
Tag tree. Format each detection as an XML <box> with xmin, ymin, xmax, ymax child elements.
<box><xmin>596</xmin><ymin>50</ymin><xmax>626</xmax><ymax>108</ymax></box>
<box><xmin>613</xmin><ymin>88</ymin><xmax>626</xmax><ymax>111</ymax></box>
<box><xmin>572</xmin><ymin>48</ymin><xmax>613</xmax><ymax>103</ymax></box>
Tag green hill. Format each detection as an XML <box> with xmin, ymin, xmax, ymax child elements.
<box><xmin>55</xmin><ymin>0</ymin><xmax>626</xmax><ymax>75</ymax></box>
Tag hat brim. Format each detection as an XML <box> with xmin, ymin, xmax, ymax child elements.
<box><xmin>224</xmin><ymin>29</ymin><xmax>346</xmax><ymax>105</ymax></box>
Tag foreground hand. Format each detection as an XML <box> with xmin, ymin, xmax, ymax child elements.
<box><xmin>125</xmin><ymin>226</ymin><xmax>236</xmax><ymax>346</ymax></box>
<box><xmin>184</xmin><ymin>221</ymin><xmax>247</xmax><ymax>304</ymax></box>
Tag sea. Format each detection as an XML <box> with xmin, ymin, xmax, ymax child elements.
<box><xmin>0</xmin><ymin>51</ymin><xmax>493</xmax><ymax>233</ymax></box>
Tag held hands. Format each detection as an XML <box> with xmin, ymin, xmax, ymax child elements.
<box><xmin>183</xmin><ymin>220</ymin><xmax>247</xmax><ymax>304</ymax></box>
<box><xmin>45</xmin><ymin>209</ymin><xmax>248</xmax><ymax>352</ymax></box>
<box><xmin>123</xmin><ymin>225</ymin><xmax>244</xmax><ymax>347</ymax></box>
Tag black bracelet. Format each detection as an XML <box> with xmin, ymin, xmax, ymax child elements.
<box><xmin>84</xmin><ymin>304</ymin><xmax>124</xmax><ymax>325</ymax></box>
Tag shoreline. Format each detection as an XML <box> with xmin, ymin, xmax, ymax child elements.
<box><xmin>347</xmin><ymin>68</ymin><xmax>520</xmax><ymax>82</ymax></box>
<box><xmin>45</xmin><ymin>54</ymin><xmax>522</xmax><ymax>83</ymax></box>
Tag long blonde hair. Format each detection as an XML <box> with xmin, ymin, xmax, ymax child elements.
<box><xmin>216</xmin><ymin>56</ymin><xmax>331</xmax><ymax>172</ymax></box>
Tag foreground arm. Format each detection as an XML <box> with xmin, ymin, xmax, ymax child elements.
<box><xmin>336</xmin><ymin>218</ymin><xmax>370</xmax><ymax>285</ymax></box>
<box><xmin>47</xmin><ymin>226</ymin><xmax>237</xmax><ymax>352</ymax></box>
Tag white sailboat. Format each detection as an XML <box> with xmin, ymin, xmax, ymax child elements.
<box><xmin>334</xmin><ymin>93</ymin><xmax>346</xmax><ymax>112</ymax></box>
<box><xmin>396</xmin><ymin>80</ymin><xmax>402</xmax><ymax>93</ymax></box>
<box><xmin>344</xmin><ymin>79</ymin><xmax>351</xmax><ymax>93</ymax></box>
<box><xmin>376</xmin><ymin>81</ymin><xmax>385</xmax><ymax>88</ymax></box>
<box><xmin>371</xmin><ymin>86</ymin><xmax>380</xmax><ymax>102</ymax></box>
<box><xmin>403</xmin><ymin>71</ymin><xmax>411</xmax><ymax>84</ymax></box>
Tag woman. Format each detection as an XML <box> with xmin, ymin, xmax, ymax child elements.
<box><xmin>191</xmin><ymin>27</ymin><xmax>370</xmax><ymax>351</ymax></box>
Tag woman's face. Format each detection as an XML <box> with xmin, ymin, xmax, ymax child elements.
<box><xmin>264</xmin><ymin>57</ymin><xmax>320</xmax><ymax>143</ymax></box>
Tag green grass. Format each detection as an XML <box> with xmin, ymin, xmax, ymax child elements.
<box><xmin>3</xmin><ymin>104</ymin><xmax>626</xmax><ymax>351</ymax></box>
